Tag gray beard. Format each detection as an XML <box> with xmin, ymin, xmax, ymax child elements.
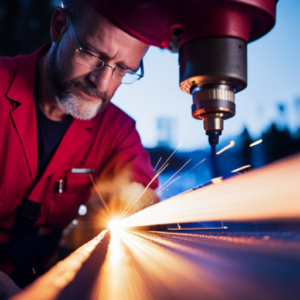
<box><xmin>56</xmin><ymin>93</ymin><xmax>103</xmax><ymax>120</ymax></box>
<box><xmin>47</xmin><ymin>43</ymin><xmax>111</xmax><ymax>120</ymax></box>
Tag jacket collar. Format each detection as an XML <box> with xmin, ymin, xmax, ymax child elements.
<box><xmin>7</xmin><ymin>45</ymin><xmax>47</xmax><ymax>105</ymax></box>
<box><xmin>7</xmin><ymin>44</ymin><xmax>99</xmax><ymax>184</ymax></box>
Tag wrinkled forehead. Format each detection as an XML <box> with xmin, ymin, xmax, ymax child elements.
<box><xmin>73</xmin><ymin>4</ymin><xmax>149</xmax><ymax>65</ymax></box>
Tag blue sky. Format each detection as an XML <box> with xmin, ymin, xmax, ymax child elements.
<box><xmin>112</xmin><ymin>0</ymin><xmax>300</xmax><ymax>150</ymax></box>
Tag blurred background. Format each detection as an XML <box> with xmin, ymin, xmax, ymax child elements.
<box><xmin>0</xmin><ymin>0</ymin><xmax>299</xmax><ymax>247</ymax></box>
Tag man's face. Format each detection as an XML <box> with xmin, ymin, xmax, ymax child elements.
<box><xmin>48</xmin><ymin>6</ymin><xmax>149</xmax><ymax>120</ymax></box>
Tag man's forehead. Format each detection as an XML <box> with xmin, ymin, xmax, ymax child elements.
<box><xmin>77</xmin><ymin>5</ymin><xmax>148</xmax><ymax>61</ymax></box>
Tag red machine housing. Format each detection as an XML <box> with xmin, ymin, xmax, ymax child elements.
<box><xmin>88</xmin><ymin>0</ymin><xmax>278</xmax><ymax>147</ymax></box>
<box><xmin>88</xmin><ymin>0</ymin><xmax>277</xmax><ymax>49</ymax></box>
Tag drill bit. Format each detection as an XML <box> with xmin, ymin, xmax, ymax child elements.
<box><xmin>210</xmin><ymin>143</ymin><xmax>218</xmax><ymax>178</ymax></box>
<box><xmin>206</xmin><ymin>130</ymin><xmax>221</xmax><ymax>178</ymax></box>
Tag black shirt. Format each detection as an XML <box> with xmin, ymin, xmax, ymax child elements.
<box><xmin>34</xmin><ymin>74</ymin><xmax>73</xmax><ymax>180</ymax></box>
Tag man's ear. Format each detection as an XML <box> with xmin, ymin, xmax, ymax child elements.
<box><xmin>50</xmin><ymin>7</ymin><xmax>68</xmax><ymax>43</ymax></box>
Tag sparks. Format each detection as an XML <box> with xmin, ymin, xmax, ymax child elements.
<box><xmin>158</xmin><ymin>176</ymin><xmax>181</xmax><ymax>196</ymax></box>
<box><xmin>119</xmin><ymin>163</ymin><xmax>169</xmax><ymax>219</ymax></box>
<box><xmin>216</xmin><ymin>141</ymin><xmax>235</xmax><ymax>155</ymax></box>
<box><xmin>120</xmin><ymin>155</ymin><xmax>300</xmax><ymax>232</ymax></box>
<box><xmin>188</xmin><ymin>130</ymin><xmax>201</xmax><ymax>141</ymax></box>
<box><xmin>157</xmin><ymin>143</ymin><xmax>182</xmax><ymax>173</ymax></box>
<box><xmin>89</xmin><ymin>174</ymin><xmax>111</xmax><ymax>217</ymax></box>
<box><xmin>250</xmin><ymin>139</ymin><xmax>263</xmax><ymax>147</ymax></box>
<box><xmin>158</xmin><ymin>159</ymin><xmax>191</xmax><ymax>193</ymax></box>
<box><xmin>231</xmin><ymin>165</ymin><xmax>251</xmax><ymax>173</ymax></box>
<box><xmin>153</xmin><ymin>157</ymin><xmax>162</xmax><ymax>171</ymax></box>
<box><xmin>184</xmin><ymin>158</ymin><xmax>206</xmax><ymax>175</ymax></box>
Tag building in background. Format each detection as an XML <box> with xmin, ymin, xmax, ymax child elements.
<box><xmin>156</xmin><ymin>117</ymin><xmax>177</xmax><ymax>149</ymax></box>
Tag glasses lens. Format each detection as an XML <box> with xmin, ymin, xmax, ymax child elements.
<box><xmin>111</xmin><ymin>69</ymin><xmax>140</xmax><ymax>84</ymax></box>
<box><xmin>73</xmin><ymin>48</ymin><xmax>143</xmax><ymax>84</ymax></box>
<box><xmin>112</xmin><ymin>66</ymin><xmax>143</xmax><ymax>84</ymax></box>
<box><xmin>73</xmin><ymin>49</ymin><xmax>104</xmax><ymax>70</ymax></box>
<box><xmin>122</xmin><ymin>73</ymin><xmax>140</xmax><ymax>84</ymax></box>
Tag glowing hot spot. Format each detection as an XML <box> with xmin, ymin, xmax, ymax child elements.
<box><xmin>108</xmin><ymin>219</ymin><xmax>122</xmax><ymax>232</ymax></box>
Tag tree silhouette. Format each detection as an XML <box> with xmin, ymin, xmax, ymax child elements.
<box><xmin>261</xmin><ymin>124</ymin><xmax>300</xmax><ymax>163</ymax></box>
<box><xmin>239</xmin><ymin>127</ymin><xmax>253</xmax><ymax>166</ymax></box>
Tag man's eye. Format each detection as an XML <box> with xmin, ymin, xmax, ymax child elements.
<box><xmin>117</xmin><ymin>65</ymin><xmax>130</xmax><ymax>72</ymax></box>
<box><xmin>81</xmin><ymin>50</ymin><xmax>95</xmax><ymax>60</ymax></box>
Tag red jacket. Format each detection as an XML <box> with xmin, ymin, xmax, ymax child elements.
<box><xmin>0</xmin><ymin>46</ymin><xmax>158</xmax><ymax>246</ymax></box>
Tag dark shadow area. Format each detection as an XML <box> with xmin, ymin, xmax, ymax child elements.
<box><xmin>0</xmin><ymin>0</ymin><xmax>55</xmax><ymax>57</ymax></box>
<box><xmin>57</xmin><ymin>231</ymin><xmax>110</xmax><ymax>300</ymax></box>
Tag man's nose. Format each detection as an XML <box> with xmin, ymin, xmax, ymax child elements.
<box><xmin>87</xmin><ymin>66</ymin><xmax>112</xmax><ymax>91</ymax></box>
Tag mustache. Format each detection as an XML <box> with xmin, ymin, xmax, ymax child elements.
<box><xmin>63</xmin><ymin>80</ymin><xmax>110</xmax><ymax>101</ymax></box>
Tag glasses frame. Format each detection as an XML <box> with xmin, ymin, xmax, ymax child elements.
<box><xmin>67</xmin><ymin>14</ymin><xmax>144</xmax><ymax>84</ymax></box>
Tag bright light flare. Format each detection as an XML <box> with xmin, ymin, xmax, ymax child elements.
<box><xmin>108</xmin><ymin>219</ymin><xmax>122</xmax><ymax>232</ymax></box>
<box><xmin>121</xmin><ymin>155</ymin><xmax>300</xmax><ymax>228</ymax></box>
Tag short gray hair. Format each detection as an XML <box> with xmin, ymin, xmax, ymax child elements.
<box><xmin>61</xmin><ymin>0</ymin><xmax>89</xmax><ymax>24</ymax></box>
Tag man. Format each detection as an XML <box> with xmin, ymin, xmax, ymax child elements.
<box><xmin>0</xmin><ymin>0</ymin><xmax>158</xmax><ymax>288</ymax></box>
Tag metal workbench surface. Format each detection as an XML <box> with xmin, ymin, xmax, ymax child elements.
<box><xmin>11</xmin><ymin>229</ymin><xmax>300</xmax><ymax>300</ymax></box>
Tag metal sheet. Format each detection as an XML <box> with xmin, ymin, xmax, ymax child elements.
<box><xmin>11</xmin><ymin>230</ymin><xmax>300</xmax><ymax>300</ymax></box>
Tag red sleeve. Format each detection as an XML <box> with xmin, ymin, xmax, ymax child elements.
<box><xmin>99</xmin><ymin>116</ymin><xmax>159</xmax><ymax>190</ymax></box>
